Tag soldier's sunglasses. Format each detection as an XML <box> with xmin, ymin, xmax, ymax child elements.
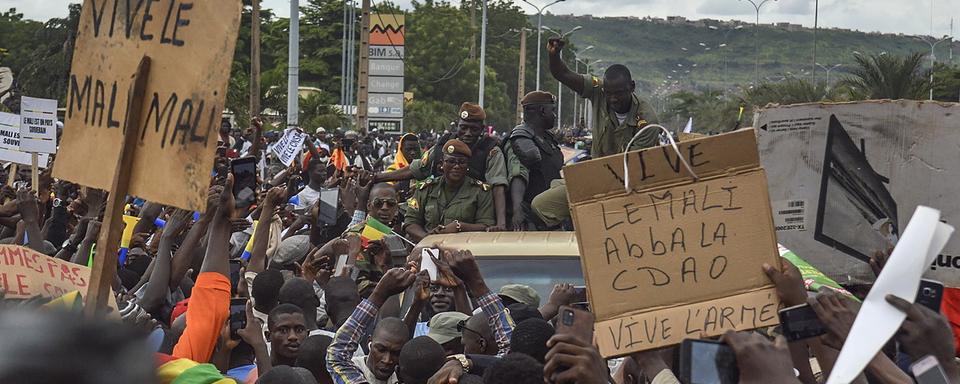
<box><xmin>373</xmin><ymin>198</ymin><xmax>398</xmax><ymax>208</ymax></box>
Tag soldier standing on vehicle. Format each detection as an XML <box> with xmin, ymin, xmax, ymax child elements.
<box><xmin>503</xmin><ymin>91</ymin><xmax>564</xmax><ymax>230</ymax></box>
<box><xmin>532</xmin><ymin>37</ymin><xmax>660</xmax><ymax>229</ymax></box>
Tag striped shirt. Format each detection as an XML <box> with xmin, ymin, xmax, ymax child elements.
<box><xmin>326</xmin><ymin>292</ymin><xmax>514</xmax><ymax>383</ymax></box>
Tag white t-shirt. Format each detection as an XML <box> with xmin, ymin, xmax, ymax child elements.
<box><xmin>352</xmin><ymin>355</ymin><xmax>398</xmax><ymax>384</ymax></box>
<box><xmin>615</xmin><ymin>112</ymin><xmax>628</xmax><ymax>125</ymax></box>
<box><xmin>294</xmin><ymin>185</ymin><xmax>323</xmax><ymax>211</ymax></box>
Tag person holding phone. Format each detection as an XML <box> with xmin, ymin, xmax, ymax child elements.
<box><xmin>402</xmin><ymin>139</ymin><xmax>496</xmax><ymax>242</ymax></box>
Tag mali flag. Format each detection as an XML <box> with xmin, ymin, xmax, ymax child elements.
<box><xmin>360</xmin><ymin>216</ymin><xmax>392</xmax><ymax>247</ymax></box>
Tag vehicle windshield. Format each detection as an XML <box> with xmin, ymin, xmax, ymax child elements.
<box><xmin>476</xmin><ymin>257</ymin><xmax>584</xmax><ymax>304</ymax></box>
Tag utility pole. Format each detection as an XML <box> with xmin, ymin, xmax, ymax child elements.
<box><xmin>250</xmin><ymin>0</ymin><xmax>261</xmax><ymax>117</ymax></box>
<box><xmin>470</xmin><ymin>0</ymin><xmax>477</xmax><ymax>60</ymax></box>
<box><xmin>287</xmin><ymin>0</ymin><xmax>300</xmax><ymax>128</ymax></box>
<box><xmin>516</xmin><ymin>29</ymin><xmax>527</xmax><ymax>124</ymax></box>
<box><xmin>346</xmin><ymin>1</ymin><xmax>356</xmax><ymax>120</ymax></box>
<box><xmin>812</xmin><ymin>0</ymin><xmax>818</xmax><ymax>84</ymax></box>
<box><xmin>478</xmin><ymin>0</ymin><xmax>488</xmax><ymax>107</ymax></box>
<box><xmin>357</xmin><ymin>0</ymin><xmax>370</xmax><ymax>133</ymax></box>
<box><xmin>340</xmin><ymin>0</ymin><xmax>348</xmax><ymax>118</ymax></box>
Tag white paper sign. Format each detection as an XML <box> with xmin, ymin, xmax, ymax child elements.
<box><xmin>271</xmin><ymin>129</ymin><xmax>307</xmax><ymax>167</ymax></box>
<box><xmin>826</xmin><ymin>206</ymin><xmax>954</xmax><ymax>384</ymax></box>
<box><xmin>19</xmin><ymin>96</ymin><xmax>58</xmax><ymax>154</ymax></box>
<box><xmin>0</xmin><ymin>112</ymin><xmax>48</xmax><ymax>168</ymax></box>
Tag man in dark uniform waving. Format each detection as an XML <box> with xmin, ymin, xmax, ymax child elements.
<box><xmin>503</xmin><ymin>91</ymin><xmax>564</xmax><ymax>230</ymax></box>
<box><xmin>374</xmin><ymin>103</ymin><xmax>508</xmax><ymax>231</ymax></box>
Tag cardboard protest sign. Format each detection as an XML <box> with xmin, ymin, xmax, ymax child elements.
<box><xmin>564</xmin><ymin>128</ymin><xmax>780</xmax><ymax>357</ymax></box>
<box><xmin>19</xmin><ymin>96</ymin><xmax>58</xmax><ymax>154</ymax></box>
<box><xmin>0</xmin><ymin>245</ymin><xmax>116</xmax><ymax>309</ymax></box>
<box><xmin>0</xmin><ymin>112</ymin><xmax>50</xmax><ymax>168</ymax></box>
<box><xmin>272</xmin><ymin>129</ymin><xmax>307</xmax><ymax>166</ymax></box>
<box><xmin>756</xmin><ymin>101</ymin><xmax>960</xmax><ymax>286</ymax></box>
<box><xmin>54</xmin><ymin>0</ymin><xmax>242</xmax><ymax>211</ymax></box>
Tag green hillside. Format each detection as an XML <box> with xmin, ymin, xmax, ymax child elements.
<box><xmin>537</xmin><ymin>14</ymin><xmax>949</xmax><ymax>93</ymax></box>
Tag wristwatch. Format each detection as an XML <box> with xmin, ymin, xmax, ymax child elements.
<box><xmin>453</xmin><ymin>220</ymin><xmax>462</xmax><ymax>232</ymax></box>
<box><xmin>446</xmin><ymin>354</ymin><xmax>471</xmax><ymax>372</ymax></box>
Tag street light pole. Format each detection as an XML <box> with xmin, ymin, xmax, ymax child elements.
<box><xmin>570</xmin><ymin>45</ymin><xmax>592</xmax><ymax>130</ymax></box>
<box><xmin>815</xmin><ymin>63</ymin><xmax>842</xmax><ymax>87</ymax></box>
<box><xmin>522</xmin><ymin>0</ymin><xmax>565</xmax><ymax>90</ymax></box>
<box><xmin>812</xmin><ymin>0</ymin><xmax>818</xmax><ymax>84</ymax></box>
<box><xmin>741</xmin><ymin>0</ymin><xmax>777</xmax><ymax>86</ymax></box>
<box><xmin>918</xmin><ymin>35</ymin><xmax>951</xmax><ymax>100</ymax></box>
<box><xmin>479</xmin><ymin>0</ymin><xmax>488</xmax><ymax>107</ymax></box>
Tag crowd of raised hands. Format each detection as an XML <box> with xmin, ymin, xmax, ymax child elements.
<box><xmin>0</xmin><ymin>143</ymin><xmax>957</xmax><ymax>384</ymax></box>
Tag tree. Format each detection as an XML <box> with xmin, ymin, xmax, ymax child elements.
<box><xmin>840</xmin><ymin>52</ymin><xmax>930</xmax><ymax>100</ymax></box>
<box><xmin>931</xmin><ymin>63</ymin><xmax>960</xmax><ymax>102</ymax></box>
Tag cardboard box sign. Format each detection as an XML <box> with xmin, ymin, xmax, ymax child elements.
<box><xmin>54</xmin><ymin>0</ymin><xmax>242</xmax><ymax>212</ymax></box>
<box><xmin>564</xmin><ymin>128</ymin><xmax>781</xmax><ymax>357</ymax></box>
<box><xmin>0</xmin><ymin>245</ymin><xmax>117</xmax><ymax>310</ymax></box>
<box><xmin>755</xmin><ymin>101</ymin><xmax>960</xmax><ymax>287</ymax></box>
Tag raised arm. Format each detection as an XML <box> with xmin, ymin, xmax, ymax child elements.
<box><xmin>171</xmin><ymin>175</ymin><xmax>235</xmax><ymax>362</ymax></box>
<box><xmin>547</xmin><ymin>37</ymin><xmax>585</xmax><ymax>95</ymax></box>
<box><xmin>169</xmin><ymin>187</ymin><xmax>217</xmax><ymax>291</ymax></box>
<box><xmin>140</xmin><ymin>208</ymin><xmax>192</xmax><ymax>313</ymax></box>
<box><xmin>16</xmin><ymin>188</ymin><xmax>45</xmax><ymax>252</ymax></box>
<box><xmin>248</xmin><ymin>187</ymin><xmax>285</xmax><ymax>274</ymax></box>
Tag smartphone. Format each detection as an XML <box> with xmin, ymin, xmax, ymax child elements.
<box><xmin>679</xmin><ymin>339</ymin><xmax>739</xmax><ymax>384</ymax></box>
<box><xmin>572</xmin><ymin>286</ymin><xmax>588</xmax><ymax>303</ymax></box>
<box><xmin>911</xmin><ymin>355</ymin><xmax>951</xmax><ymax>384</ymax></box>
<box><xmin>420</xmin><ymin>248</ymin><xmax>439</xmax><ymax>281</ymax></box>
<box><xmin>228</xmin><ymin>298</ymin><xmax>247</xmax><ymax>339</ymax></box>
<box><xmin>230</xmin><ymin>156</ymin><xmax>258</xmax><ymax>208</ymax></box>
<box><xmin>555</xmin><ymin>305</ymin><xmax>595</xmax><ymax>345</ymax></box>
<box><xmin>916</xmin><ymin>279</ymin><xmax>944</xmax><ymax>313</ymax></box>
<box><xmin>334</xmin><ymin>254</ymin><xmax>350</xmax><ymax>277</ymax></box>
<box><xmin>317</xmin><ymin>188</ymin><xmax>339</xmax><ymax>226</ymax></box>
<box><xmin>779</xmin><ymin>303</ymin><xmax>827</xmax><ymax>341</ymax></box>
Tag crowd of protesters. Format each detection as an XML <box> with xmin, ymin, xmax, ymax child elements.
<box><xmin>0</xmin><ymin>36</ymin><xmax>959</xmax><ymax>384</ymax></box>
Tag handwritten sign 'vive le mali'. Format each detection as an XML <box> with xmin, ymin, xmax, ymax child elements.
<box><xmin>564</xmin><ymin>128</ymin><xmax>781</xmax><ymax>357</ymax></box>
<box><xmin>54</xmin><ymin>0</ymin><xmax>242</xmax><ymax>211</ymax></box>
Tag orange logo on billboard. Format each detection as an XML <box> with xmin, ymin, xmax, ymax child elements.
<box><xmin>370</xmin><ymin>14</ymin><xmax>404</xmax><ymax>45</ymax></box>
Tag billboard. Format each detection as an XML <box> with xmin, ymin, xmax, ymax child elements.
<box><xmin>367</xmin><ymin>14</ymin><xmax>404</xmax><ymax>132</ymax></box>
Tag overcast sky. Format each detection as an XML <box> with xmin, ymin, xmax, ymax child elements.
<box><xmin>8</xmin><ymin>0</ymin><xmax>959</xmax><ymax>37</ymax></box>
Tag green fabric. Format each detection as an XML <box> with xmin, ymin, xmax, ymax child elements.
<box><xmin>365</xmin><ymin>216</ymin><xmax>394</xmax><ymax>234</ymax></box>
<box><xmin>779</xmin><ymin>245</ymin><xmax>860</xmax><ymax>302</ymax></box>
<box><xmin>579</xmin><ymin>74</ymin><xmax>660</xmax><ymax>158</ymax></box>
<box><xmin>170</xmin><ymin>363</ymin><xmax>232</xmax><ymax>384</ymax></box>
<box><xmin>404</xmin><ymin>176</ymin><xmax>496</xmax><ymax>230</ymax></box>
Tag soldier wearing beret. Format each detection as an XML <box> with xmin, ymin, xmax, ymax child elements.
<box><xmin>502</xmin><ymin>91</ymin><xmax>564</xmax><ymax>230</ymax></box>
<box><xmin>376</xmin><ymin>102</ymin><xmax>509</xmax><ymax>231</ymax></box>
<box><xmin>532</xmin><ymin>37</ymin><xmax>661</xmax><ymax>229</ymax></box>
<box><xmin>402</xmin><ymin>139</ymin><xmax>496</xmax><ymax>242</ymax></box>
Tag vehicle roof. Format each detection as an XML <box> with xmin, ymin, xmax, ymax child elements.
<box><xmin>416</xmin><ymin>231</ymin><xmax>580</xmax><ymax>257</ymax></box>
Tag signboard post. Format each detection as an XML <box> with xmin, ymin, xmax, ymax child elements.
<box><xmin>367</xmin><ymin>14</ymin><xmax>404</xmax><ymax>133</ymax></box>
<box><xmin>19</xmin><ymin>96</ymin><xmax>58</xmax><ymax>189</ymax></box>
<box><xmin>564</xmin><ymin>129</ymin><xmax>781</xmax><ymax>357</ymax></box>
<box><xmin>56</xmin><ymin>0</ymin><xmax>242</xmax><ymax>315</ymax></box>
